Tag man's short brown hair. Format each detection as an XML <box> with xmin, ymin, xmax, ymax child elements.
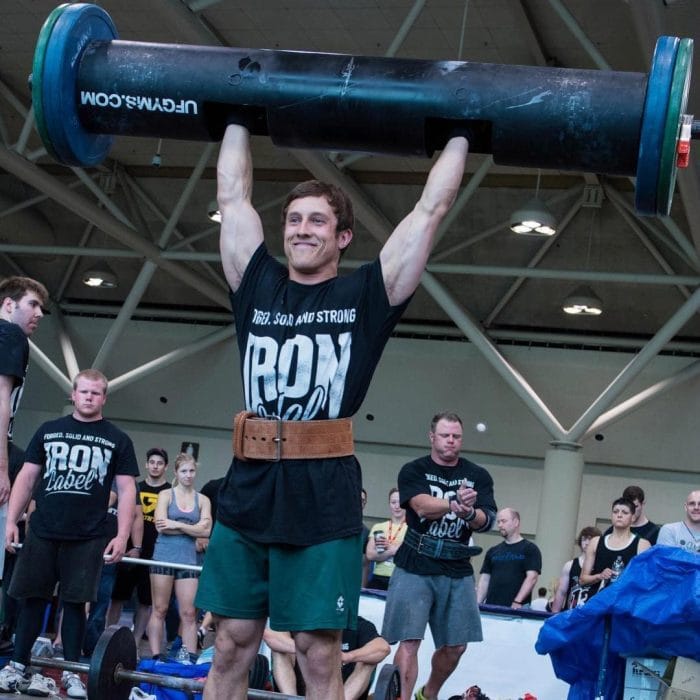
<box><xmin>72</xmin><ymin>369</ymin><xmax>108</xmax><ymax>395</ymax></box>
<box><xmin>430</xmin><ymin>411</ymin><xmax>463</xmax><ymax>433</ymax></box>
<box><xmin>0</xmin><ymin>276</ymin><xmax>48</xmax><ymax>306</ymax></box>
<box><xmin>622</xmin><ymin>485</ymin><xmax>645</xmax><ymax>504</ymax></box>
<box><xmin>281</xmin><ymin>180</ymin><xmax>354</xmax><ymax>233</ymax></box>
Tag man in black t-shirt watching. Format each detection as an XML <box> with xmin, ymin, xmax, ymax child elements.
<box><xmin>382</xmin><ymin>411</ymin><xmax>497</xmax><ymax>700</ymax></box>
<box><xmin>476</xmin><ymin>508</ymin><xmax>542</xmax><ymax>609</ymax></box>
<box><xmin>0</xmin><ymin>276</ymin><xmax>48</xmax><ymax>506</ymax></box>
<box><xmin>108</xmin><ymin>447</ymin><xmax>170</xmax><ymax>645</ymax></box>
<box><xmin>196</xmin><ymin>124</ymin><xmax>470</xmax><ymax>700</ymax></box>
<box><xmin>264</xmin><ymin>616</ymin><xmax>390</xmax><ymax>700</ymax></box>
<box><xmin>0</xmin><ymin>369</ymin><xmax>138</xmax><ymax>698</ymax></box>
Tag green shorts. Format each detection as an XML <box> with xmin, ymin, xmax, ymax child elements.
<box><xmin>195</xmin><ymin>522</ymin><xmax>362</xmax><ymax>631</ymax></box>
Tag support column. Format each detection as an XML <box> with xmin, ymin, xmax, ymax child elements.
<box><xmin>535</xmin><ymin>441</ymin><xmax>584</xmax><ymax>590</ymax></box>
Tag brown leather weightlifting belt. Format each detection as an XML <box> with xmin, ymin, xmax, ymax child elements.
<box><xmin>233</xmin><ymin>411</ymin><xmax>354</xmax><ymax>461</ymax></box>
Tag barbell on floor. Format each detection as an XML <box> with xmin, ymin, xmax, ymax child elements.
<box><xmin>31</xmin><ymin>3</ymin><xmax>695</xmax><ymax>215</ymax></box>
<box><xmin>30</xmin><ymin>625</ymin><xmax>401</xmax><ymax>700</ymax></box>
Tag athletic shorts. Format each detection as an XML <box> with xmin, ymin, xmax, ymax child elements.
<box><xmin>8</xmin><ymin>527</ymin><xmax>108</xmax><ymax>604</ymax></box>
<box><xmin>150</xmin><ymin>565</ymin><xmax>199</xmax><ymax>580</ymax></box>
<box><xmin>195</xmin><ymin>522</ymin><xmax>362</xmax><ymax>631</ymax></box>
<box><xmin>381</xmin><ymin>567</ymin><xmax>483</xmax><ymax>648</ymax></box>
<box><xmin>111</xmin><ymin>562</ymin><xmax>153</xmax><ymax>605</ymax></box>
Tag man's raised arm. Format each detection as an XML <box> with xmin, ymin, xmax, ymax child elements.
<box><xmin>218</xmin><ymin>124</ymin><xmax>265</xmax><ymax>293</ymax></box>
<box><xmin>379</xmin><ymin>136</ymin><xmax>468</xmax><ymax>306</ymax></box>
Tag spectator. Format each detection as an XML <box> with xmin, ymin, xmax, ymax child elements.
<box><xmin>382</xmin><ymin>411</ymin><xmax>496</xmax><ymax>700</ymax></box>
<box><xmin>656</xmin><ymin>490</ymin><xmax>700</xmax><ymax>554</ymax></box>
<box><xmin>0</xmin><ymin>369</ymin><xmax>138</xmax><ymax>698</ymax></box>
<box><xmin>603</xmin><ymin>485</ymin><xmax>659</xmax><ymax>545</ymax></box>
<box><xmin>579</xmin><ymin>497</ymin><xmax>651</xmax><ymax>597</ymax></box>
<box><xmin>0</xmin><ymin>444</ymin><xmax>28</xmax><ymax>653</ymax></box>
<box><xmin>147</xmin><ymin>453</ymin><xmax>211</xmax><ymax>661</ymax></box>
<box><xmin>264</xmin><ymin>616</ymin><xmax>390</xmax><ymax>700</ymax></box>
<box><xmin>550</xmin><ymin>526</ymin><xmax>602</xmax><ymax>612</ymax></box>
<box><xmin>476</xmin><ymin>508</ymin><xmax>541</xmax><ymax>609</ymax></box>
<box><xmin>529</xmin><ymin>587</ymin><xmax>549</xmax><ymax>612</ymax></box>
<box><xmin>366</xmin><ymin>487</ymin><xmax>406</xmax><ymax>590</ymax></box>
<box><xmin>0</xmin><ymin>276</ymin><xmax>47</xmax><ymax>506</ymax></box>
<box><xmin>108</xmin><ymin>447</ymin><xmax>170</xmax><ymax>645</ymax></box>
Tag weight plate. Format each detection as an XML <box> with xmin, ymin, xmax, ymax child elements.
<box><xmin>31</xmin><ymin>4</ymin><xmax>69</xmax><ymax>161</ymax></box>
<box><xmin>656</xmin><ymin>38</ymin><xmax>693</xmax><ymax>216</ymax></box>
<box><xmin>373</xmin><ymin>663</ymin><xmax>401</xmax><ymax>700</ymax></box>
<box><xmin>88</xmin><ymin>625</ymin><xmax>137</xmax><ymax>700</ymax></box>
<box><xmin>635</xmin><ymin>36</ymin><xmax>678</xmax><ymax>216</ymax></box>
<box><xmin>38</xmin><ymin>2</ymin><xmax>117</xmax><ymax>166</ymax></box>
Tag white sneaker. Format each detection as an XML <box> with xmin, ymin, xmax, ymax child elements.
<box><xmin>62</xmin><ymin>671</ymin><xmax>87</xmax><ymax>699</ymax></box>
<box><xmin>0</xmin><ymin>661</ymin><xmax>27</xmax><ymax>692</ymax></box>
<box><xmin>26</xmin><ymin>672</ymin><xmax>58</xmax><ymax>697</ymax></box>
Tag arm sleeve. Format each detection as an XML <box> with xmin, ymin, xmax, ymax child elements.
<box><xmin>397</xmin><ymin>462</ymin><xmax>430</xmax><ymax>509</ymax></box>
<box><xmin>356</xmin><ymin>617</ymin><xmax>380</xmax><ymax>646</ymax></box>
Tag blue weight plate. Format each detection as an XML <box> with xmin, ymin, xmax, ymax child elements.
<box><xmin>40</xmin><ymin>3</ymin><xmax>118</xmax><ymax>166</ymax></box>
<box><xmin>32</xmin><ymin>4</ymin><xmax>69</xmax><ymax>162</ymax></box>
<box><xmin>635</xmin><ymin>36</ymin><xmax>678</xmax><ymax>216</ymax></box>
<box><xmin>656</xmin><ymin>38</ymin><xmax>693</xmax><ymax>216</ymax></box>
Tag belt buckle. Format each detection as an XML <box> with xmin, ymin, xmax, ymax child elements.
<box><xmin>265</xmin><ymin>414</ymin><xmax>282</xmax><ymax>461</ymax></box>
<box><xmin>416</xmin><ymin>534</ymin><xmax>425</xmax><ymax>554</ymax></box>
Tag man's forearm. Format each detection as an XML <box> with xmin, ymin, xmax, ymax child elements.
<box><xmin>513</xmin><ymin>572</ymin><xmax>539</xmax><ymax>604</ymax></box>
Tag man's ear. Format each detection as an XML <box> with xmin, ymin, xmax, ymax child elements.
<box><xmin>337</xmin><ymin>228</ymin><xmax>353</xmax><ymax>250</ymax></box>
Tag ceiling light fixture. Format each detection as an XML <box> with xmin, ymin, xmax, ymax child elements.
<box><xmin>207</xmin><ymin>199</ymin><xmax>221</xmax><ymax>223</ymax></box>
<box><xmin>562</xmin><ymin>285</ymin><xmax>603</xmax><ymax>316</ymax></box>
<box><xmin>510</xmin><ymin>170</ymin><xmax>557</xmax><ymax>236</ymax></box>
<box><xmin>82</xmin><ymin>264</ymin><xmax>118</xmax><ymax>289</ymax></box>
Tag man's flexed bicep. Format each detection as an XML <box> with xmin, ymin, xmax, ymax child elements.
<box><xmin>379</xmin><ymin>136</ymin><xmax>468</xmax><ymax>307</ymax></box>
<box><xmin>218</xmin><ymin>125</ymin><xmax>265</xmax><ymax>292</ymax></box>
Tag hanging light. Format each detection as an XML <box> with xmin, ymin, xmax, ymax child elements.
<box><xmin>562</xmin><ymin>286</ymin><xmax>603</xmax><ymax>315</ymax></box>
<box><xmin>82</xmin><ymin>263</ymin><xmax>118</xmax><ymax>289</ymax></box>
<box><xmin>207</xmin><ymin>200</ymin><xmax>221</xmax><ymax>223</ymax></box>
<box><xmin>510</xmin><ymin>170</ymin><xmax>557</xmax><ymax>236</ymax></box>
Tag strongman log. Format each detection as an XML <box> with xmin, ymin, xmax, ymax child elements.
<box><xmin>31</xmin><ymin>3</ymin><xmax>694</xmax><ymax>215</ymax></box>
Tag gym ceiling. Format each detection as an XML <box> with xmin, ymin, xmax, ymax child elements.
<box><xmin>1</xmin><ymin>0</ymin><xmax>699</xmax><ymax>359</ymax></box>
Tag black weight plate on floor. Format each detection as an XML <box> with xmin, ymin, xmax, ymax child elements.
<box><xmin>87</xmin><ymin>625</ymin><xmax>137</xmax><ymax>700</ymax></box>
<box><xmin>374</xmin><ymin>663</ymin><xmax>401</xmax><ymax>700</ymax></box>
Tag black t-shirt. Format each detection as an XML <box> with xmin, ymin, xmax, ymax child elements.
<box><xmin>394</xmin><ymin>455</ymin><xmax>497</xmax><ymax>578</ymax></box>
<box><xmin>137</xmin><ymin>480</ymin><xmax>171</xmax><ymax>558</ymax></box>
<box><xmin>25</xmin><ymin>415</ymin><xmax>140</xmax><ymax>540</ymax></box>
<box><xmin>217</xmin><ymin>245</ymin><xmax>409</xmax><ymax>545</ymax></box>
<box><xmin>480</xmin><ymin>539</ymin><xmax>542</xmax><ymax>606</ymax></box>
<box><xmin>200</xmin><ymin>477</ymin><xmax>224</xmax><ymax>522</ymax></box>
<box><xmin>0</xmin><ymin>319</ymin><xmax>29</xmax><ymax>441</ymax></box>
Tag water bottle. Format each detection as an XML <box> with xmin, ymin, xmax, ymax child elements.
<box><xmin>610</xmin><ymin>556</ymin><xmax>624</xmax><ymax>582</ymax></box>
<box><xmin>176</xmin><ymin>644</ymin><xmax>192</xmax><ymax>664</ymax></box>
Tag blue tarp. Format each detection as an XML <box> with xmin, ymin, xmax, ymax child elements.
<box><xmin>535</xmin><ymin>546</ymin><xmax>700</xmax><ymax>699</ymax></box>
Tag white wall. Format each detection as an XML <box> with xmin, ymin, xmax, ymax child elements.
<box><xmin>14</xmin><ymin>315</ymin><xmax>700</xmax><ymax>582</ymax></box>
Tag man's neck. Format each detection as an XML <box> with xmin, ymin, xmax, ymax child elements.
<box><xmin>504</xmin><ymin>534</ymin><xmax>523</xmax><ymax>545</ymax></box>
<box><xmin>146</xmin><ymin>477</ymin><xmax>166</xmax><ymax>487</ymax></box>
<box><xmin>684</xmin><ymin>518</ymin><xmax>700</xmax><ymax>533</ymax></box>
<box><xmin>633</xmin><ymin>516</ymin><xmax>649</xmax><ymax>527</ymax></box>
<box><xmin>431</xmin><ymin>454</ymin><xmax>459</xmax><ymax>467</ymax></box>
<box><xmin>71</xmin><ymin>411</ymin><xmax>102</xmax><ymax>423</ymax></box>
<box><xmin>288</xmin><ymin>266</ymin><xmax>338</xmax><ymax>285</ymax></box>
